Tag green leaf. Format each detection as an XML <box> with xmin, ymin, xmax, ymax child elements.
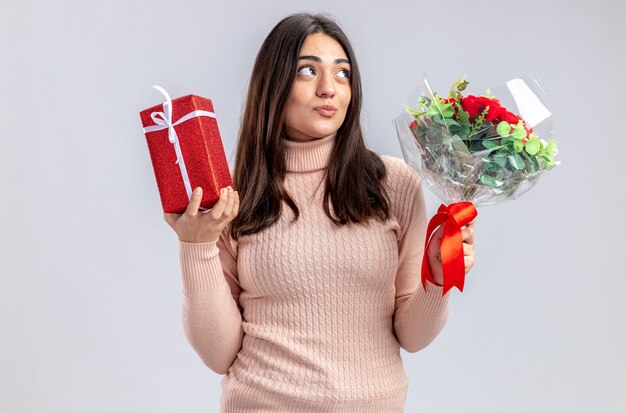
<box><xmin>546</xmin><ymin>140</ymin><xmax>559</xmax><ymax>156</ymax></box>
<box><xmin>484</xmin><ymin>161</ymin><xmax>499</xmax><ymax>172</ymax></box>
<box><xmin>440</xmin><ymin>104</ymin><xmax>455</xmax><ymax>117</ymax></box>
<box><xmin>497</xmin><ymin>121</ymin><xmax>511</xmax><ymax>137</ymax></box>
<box><xmin>482</xmin><ymin>139</ymin><xmax>500</xmax><ymax>149</ymax></box>
<box><xmin>418</xmin><ymin>96</ymin><xmax>431</xmax><ymax>109</ymax></box>
<box><xmin>450</xmin><ymin>135</ymin><xmax>471</xmax><ymax>155</ymax></box>
<box><xmin>404</xmin><ymin>104</ymin><xmax>423</xmax><ymax>117</ymax></box>
<box><xmin>493</xmin><ymin>151</ymin><xmax>508</xmax><ymax>167</ymax></box>
<box><xmin>458</xmin><ymin>125</ymin><xmax>471</xmax><ymax>138</ymax></box>
<box><xmin>480</xmin><ymin>174</ymin><xmax>503</xmax><ymax>188</ymax></box>
<box><xmin>539</xmin><ymin>153</ymin><xmax>554</xmax><ymax>164</ymax></box>
<box><xmin>457</xmin><ymin>108</ymin><xmax>470</xmax><ymax>125</ymax></box>
<box><xmin>508</xmin><ymin>153</ymin><xmax>526</xmax><ymax>170</ymax></box>
<box><xmin>450</xmin><ymin>76</ymin><xmax>469</xmax><ymax>96</ymax></box>
<box><xmin>528</xmin><ymin>155</ymin><xmax>539</xmax><ymax>172</ymax></box>
<box><xmin>525</xmin><ymin>139</ymin><xmax>540</xmax><ymax>156</ymax></box>
<box><xmin>514</xmin><ymin>140</ymin><xmax>524</xmax><ymax>152</ymax></box>
<box><xmin>512</xmin><ymin>126</ymin><xmax>527</xmax><ymax>140</ymax></box>
<box><xmin>443</xmin><ymin>117</ymin><xmax>460</xmax><ymax>127</ymax></box>
<box><xmin>426</xmin><ymin>105</ymin><xmax>440</xmax><ymax>117</ymax></box>
<box><xmin>501</xmin><ymin>136</ymin><xmax>513</xmax><ymax>145</ymax></box>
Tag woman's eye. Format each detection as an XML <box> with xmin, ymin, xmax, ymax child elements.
<box><xmin>297</xmin><ymin>66</ymin><xmax>315</xmax><ymax>76</ymax></box>
<box><xmin>337</xmin><ymin>68</ymin><xmax>351</xmax><ymax>79</ymax></box>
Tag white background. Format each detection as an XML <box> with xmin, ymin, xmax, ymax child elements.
<box><xmin>1</xmin><ymin>0</ymin><xmax>624</xmax><ymax>411</ymax></box>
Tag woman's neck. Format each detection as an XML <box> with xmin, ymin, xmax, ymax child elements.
<box><xmin>282</xmin><ymin>134</ymin><xmax>336</xmax><ymax>172</ymax></box>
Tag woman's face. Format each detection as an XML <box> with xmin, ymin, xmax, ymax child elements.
<box><xmin>283</xmin><ymin>32</ymin><xmax>352</xmax><ymax>142</ymax></box>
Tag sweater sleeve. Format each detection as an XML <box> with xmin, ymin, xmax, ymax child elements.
<box><xmin>390</xmin><ymin>159</ymin><xmax>451</xmax><ymax>353</ymax></box>
<box><xmin>179</xmin><ymin>229</ymin><xmax>244</xmax><ymax>374</ymax></box>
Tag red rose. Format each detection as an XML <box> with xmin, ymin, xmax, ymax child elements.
<box><xmin>480</xmin><ymin>97</ymin><xmax>502</xmax><ymax>121</ymax></box>
<box><xmin>461</xmin><ymin>96</ymin><xmax>478</xmax><ymax>116</ymax></box>
<box><xmin>498</xmin><ymin>110</ymin><xmax>521</xmax><ymax>125</ymax></box>
<box><xmin>477</xmin><ymin>96</ymin><xmax>502</xmax><ymax>122</ymax></box>
<box><xmin>461</xmin><ymin>95</ymin><xmax>481</xmax><ymax>120</ymax></box>
<box><xmin>460</xmin><ymin>95</ymin><xmax>502</xmax><ymax>121</ymax></box>
<box><xmin>409</xmin><ymin>120</ymin><xmax>417</xmax><ymax>129</ymax></box>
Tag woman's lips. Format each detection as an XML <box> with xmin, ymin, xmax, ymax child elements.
<box><xmin>314</xmin><ymin>105</ymin><xmax>337</xmax><ymax>117</ymax></box>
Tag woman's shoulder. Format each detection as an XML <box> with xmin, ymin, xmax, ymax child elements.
<box><xmin>373</xmin><ymin>154</ymin><xmax>425</xmax><ymax>231</ymax></box>
<box><xmin>376</xmin><ymin>153</ymin><xmax>422</xmax><ymax>194</ymax></box>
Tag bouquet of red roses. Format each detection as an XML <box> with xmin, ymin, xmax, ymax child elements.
<box><xmin>394</xmin><ymin>74</ymin><xmax>558</xmax><ymax>206</ymax></box>
<box><xmin>393</xmin><ymin>74</ymin><xmax>559</xmax><ymax>293</ymax></box>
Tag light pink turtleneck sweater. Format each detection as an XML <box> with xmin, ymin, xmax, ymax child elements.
<box><xmin>178</xmin><ymin>134</ymin><xmax>450</xmax><ymax>412</ymax></box>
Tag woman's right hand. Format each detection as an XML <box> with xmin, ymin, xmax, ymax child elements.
<box><xmin>164</xmin><ymin>186</ymin><xmax>239</xmax><ymax>243</ymax></box>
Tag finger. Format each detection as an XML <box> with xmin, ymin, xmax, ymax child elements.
<box><xmin>222</xmin><ymin>189</ymin><xmax>237</xmax><ymax>218</ymax></box>
<box><xmin>208</xmin><ymin>187</ymin><xmax>229</xmax><ymax>220</ymax></box>
<box><xmin>464</xmin><ymin>255</ymin><xmax>474</xmax><ymax>273</ymax></box>
<box><xmin>222</xmin><ymin>191</ymin><xmax>239</xmax><ymax>225</ymax></box>
<box><xmin>232</xmin><ymin>191</ymin><xmax>240</xmax><ymax>216</ymax></box>
<box><xmin>185</xmin><ymin>187</ymin><xmax>203</xmax><ymax>217</ymax></box>
<box><xmin>461</xmin><ymin>226</ymin><xmax>474</xmax><ymax>244</ymax></box>
<box><xmin>463</xmin><ymin>242</ymin><xmax>474</xmax><ymax>257</ymax></box>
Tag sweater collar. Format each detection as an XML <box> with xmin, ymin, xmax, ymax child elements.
<box><xmin>282</xmin><ymin>134</ymin><xmax>336</xmax><ymax>172</ymax></box>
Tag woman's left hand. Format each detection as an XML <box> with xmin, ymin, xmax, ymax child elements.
<box><xmin>426</xmin><ymin>220</ymin><xmax>475</xmax><ymax>286</ymax></box>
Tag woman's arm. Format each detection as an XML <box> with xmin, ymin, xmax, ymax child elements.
<box><xmin>164</xmin><ymin>186</ymin><xmax>243</xmax><ymax>375</ymax></box>
<box><xmin>179</xmin><ymin>230</ymin><xmax>243</xmax><ymax>374</ymax></box>
<box><xmin>391</xmin><ymin>162</ymin><xmax>451</xmax><ymax>353</ymax></box>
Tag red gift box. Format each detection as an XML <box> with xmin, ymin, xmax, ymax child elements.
<box><xmin>140</xmin><ymin>86</ymin><xmax>233</xmax><ymax>214</ymax></box>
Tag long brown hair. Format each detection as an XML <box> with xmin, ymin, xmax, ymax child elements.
<box><xmin>230</xmin><ymin>13</ymin><xmax>390</xmax><ymax>240</ymax></box>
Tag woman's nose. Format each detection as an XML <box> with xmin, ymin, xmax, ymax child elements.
<box><xmin>316</xmin><ymin>74</ymin><xmax>335</xmax><ymax>98</ymax></box>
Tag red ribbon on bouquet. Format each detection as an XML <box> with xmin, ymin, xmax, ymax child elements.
<box><xmin>421</xmin><ymin>202</ymin><xmax>478</xmax><ymax>295</ymax></box>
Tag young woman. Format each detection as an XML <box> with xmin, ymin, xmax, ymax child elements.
<box><xmin>165</xmin><ymin>12</ymin><xmax>475</xmax><ymax>412</ymax></box>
